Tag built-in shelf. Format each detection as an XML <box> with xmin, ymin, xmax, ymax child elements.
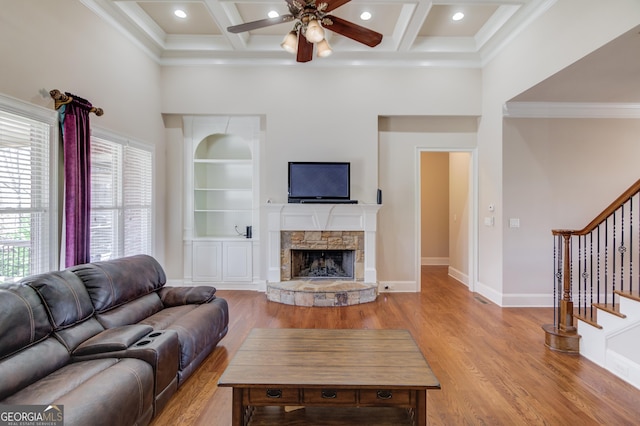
<box><xmin>183</xmin><ymin>115</ymin><xmax>261</xmax><ymax>287</ymax></box>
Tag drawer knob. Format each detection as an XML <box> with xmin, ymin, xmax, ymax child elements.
<box><xmin>376</xmin><ymin>390</ymin><xmax>393</xmax><ymax>400</ymax></box>
<box><xmin>266</xmin><ymin>389</ymin><xmax>282</xmax><ymax>398</ymax></box>
<box><xmin>321</xmin><ymin>390</ymin><xmax>337</xmax><ymax>399</ymax></box>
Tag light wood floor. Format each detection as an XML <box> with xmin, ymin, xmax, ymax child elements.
<box><xmin>151</xmin><ymin>266</ymin><xmax>640</xmax><ymax>425</ymax></box>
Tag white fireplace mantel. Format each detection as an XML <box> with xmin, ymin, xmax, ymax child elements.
<box><xmin>266</xmin><ymin>203</ymin><xmax>381</xmax><ymax>283</ymax></box>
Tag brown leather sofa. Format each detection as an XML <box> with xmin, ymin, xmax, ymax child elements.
<box><xmin>0</xmin><ymin>255</ymin><xmax>228</xmax><ymax>426</ymax></box>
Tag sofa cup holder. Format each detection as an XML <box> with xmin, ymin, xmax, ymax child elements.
<box><xmin>134</xmin><ymin>331</ymin><xmax>165</xmax><ymax>347</ymax></box>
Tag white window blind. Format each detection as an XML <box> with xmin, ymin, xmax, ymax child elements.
<box><xmin>90</xmin><ymin>133</ymin><xmax>153</xmax><ymax>261</ymax></box>
<box><xmin>0</xmin><ymin>101</ymin><xmax>55</xmax><ymax>281</ymax></box>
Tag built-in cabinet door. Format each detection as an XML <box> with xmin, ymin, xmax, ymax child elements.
<box><xmin>192</xmin><ymin>241</ymin><xmax>222</xmax><ymax>282</ymax></box>
<box><xmin>223</xmin><ymin>241</ymin><xmax>252</xmax><ymax>282</ymax></box>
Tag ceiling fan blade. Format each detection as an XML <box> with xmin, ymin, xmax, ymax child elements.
<box><xmin>297</xmin><ymin>31</ymin><xmax>313</xmax><ymax>63</ymax></box>
<box><xmin>324</xmin><ymin>15</ymin><xmax>382</xmax><ymax>47</ymax></box>
<box><xmin>227</xmin><ymin>14</ymin><xmax>294</xmax><ymax>33</ymax></box>
<box><xmin>323</xmin><ymin>0</ymin><xmax>352</xmax><ymax>13</ymax></box>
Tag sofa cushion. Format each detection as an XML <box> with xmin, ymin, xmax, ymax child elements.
<box><xmin>158</xmin><ymin>286</ymin><xmax>217</xmax><ymax>307</ymax></box>
<box><xmin>71</xmin><ymin>254</ymin><xmax>166</xmax><ymax>313</ymax></box>
<box><xmin>54</xmin><ymin>317</ymin><xmax>106</xmax><ymax>353</ymax></box>
<box><xmin>0</xmin><ymin>283</ymin><xmax>52</xmax><ymax>360</ymax></box>
<box><xmin>21</xmin><ymin>270</ymin><xmax>94</xmax><ymax>329</ymax></box>
<box><xmin>140</xmin><ymin>299</ymin><xmax>229</xmax><ymax>371</ymax></box>
<box><xmin>0</xmin><ymin>337</ymin><xmax>70</xmax><ymax>401</ymax></box>
<box><xmin>95</xmin><ymin>293</ymin><xmax>164</xmax><ymax>329</ymax></box>
<box><xmin>1</xmin><ymin>357</ymin><xmax>154</xmax><ymax>426</ymax></box>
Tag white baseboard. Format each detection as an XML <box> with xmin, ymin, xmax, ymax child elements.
<box><xmin>448</xmin><ymin>267</ymin><xmax>468</xmax><ymax>287</ymax></box>
<box><xmin>166</xmin><ymin>278</ymin><xmax>187</xmax><ymax>287</ymax></box>
<box><xmin>474</xmin><ymin>281</ymin><xmax>504</xmax><ymax>306</ymax></box>
<box><xmin>378</xmin><ymin>281</ymin><xmax>419</xmax><ymax>292</ymax></box>
<box><xmin>606</xmin><ymin>350</ymin><xmax>640</xmax><ymax>390</ymax></box>
<box><xmin>421</xmin><ymin>257</ymin><xmax>449</xmax><ymax>266</ymax></box>
<box><xmin>166</xmin><ymin>278</ymin><xmax>263</xmax><ymax>291</ymax></box>
<box><xmin>501</xmin><ymin>293</ymin><xmax>555</xmax><ymax>307</ymax></box>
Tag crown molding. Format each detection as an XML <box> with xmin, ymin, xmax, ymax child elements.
<box><xmin>503</xmin><ymin>102</ymin><xmax>640</xmax><ymax>119</ymax></box>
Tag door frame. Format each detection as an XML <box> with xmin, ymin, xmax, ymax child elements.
<box><xmin>415</xmin><ymin>147</ymin><xmax>478</xmax><ymax>292</ymax></box>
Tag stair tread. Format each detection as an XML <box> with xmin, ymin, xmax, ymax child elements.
<box><xmin>592</xmin><ymin>303</ymin><xmax>626</xmax><ymax>318</ymax></box>
<box><xmin>615</xmin><ymin>290</ymin><xmax>640</xmax><ymax>303</ymax></box>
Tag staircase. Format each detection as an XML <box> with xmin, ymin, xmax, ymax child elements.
<box><xmin>578</xmin><ymin>292</ymin><xmax>640</xmax><ymax>389</ymax></box>
<box><xmin>543</xmin><ymin>179</ymin><xmax>640</xmax><ymax>390</ymax></box>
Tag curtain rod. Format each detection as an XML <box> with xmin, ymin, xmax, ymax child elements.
<box><xmin>49</xmin><ymin>89</ymin><xmax>104</xmax><ymax>116</ymax></box>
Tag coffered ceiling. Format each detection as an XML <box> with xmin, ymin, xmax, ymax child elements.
<box><xmin>81</xmin><ymin>0</ymin><xmax>554</xmax><ymax>66</ymax></box>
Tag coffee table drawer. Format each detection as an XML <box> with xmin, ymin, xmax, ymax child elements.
<box><xmin>303</xmin><ymin>389</ymin><xmax>357</xmax><ymax>404</ymax></box>
<box><xmin>359</xmin><ymin>389</ymin><xmax>412</xmax><ymax>406</ymax></box>
<box><xmin>248</xmin><ymin>388</ymin><xmax>300</xmax><ymax>404</ymax></box>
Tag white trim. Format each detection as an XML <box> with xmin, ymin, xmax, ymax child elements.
<box><xmin>91</xmin><ymin>127</ymin><xmax>155</xmax><ymax>151</ymax></box>
<box><xmin>378</xmin><ymin>281</ymin><xmax>418</xmax><ymax>293</ymax></box>
<box><xmin>0</xmin><ymin>93</ymin><xmax>57</xmax><ymax>124</ymax></box>
<box><xmin>474</xmin><ymin>280</ymin><xmax>504</xmax><ymax>306</ymax></box>
<box><xmin>503</xmin><ymin>102</ymin><xmax>640</xmax><ymax>119</ymax></box>
<box><xmin>500</xmin><ymin>292</ymin><xmax>554</xmax><ymax>307</ymax></box>
<box><xmin>422</xmin><ymin>257</ymin><xmax>449</xmax><ymax>265</ymax></box>
<box><xmin>416</xmin><ymin>147</ymin><xmax>478</xmax><ymax>295</ymax></box>
<box><xmin>448</xmin><ymin>266</ymin><xmax>469</xmax><ymax>287</ymax></box>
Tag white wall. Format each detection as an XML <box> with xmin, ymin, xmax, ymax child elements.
<box><xmin>449</xmin><ymin>152</ymin><xmax>470</xmax><ymax>281</ymax></box>
<box><xmin>502</xmin><ymin>118</ymin><xmax>640</xmax><ymax>306</ymax></box>
<box><xmin>478</xmin><ymin>0</ymin><xmax>640</xmax><ymax>305</ymax></box>
<box><xmin>0</xmin><ymin>0</ymin><xmax>166</xmax><ymax>263</ymax></box>
<box><xmin>378</xmin><ymin>122</ymin><xmax>477</xmax><ymax>286</ymax></box>
<box><xmin>161</xmin><ymin>67</ymin><xmax>481</xmax><ymax>282</ymax></box>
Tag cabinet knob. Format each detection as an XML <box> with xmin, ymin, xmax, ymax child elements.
<box><xmin>376</xmin><ymin>390</ymin><xmax>393</xmax><ymax>400</ymax></box>
<box><xmin>266</xmin><ymin>389</ymin><xmax>282</xmax><ymax>398</ymax></box>
<box><xmin>321</xmin><ymin>390</ymin><xmax>338</xmax><ymax>399</ymax></box>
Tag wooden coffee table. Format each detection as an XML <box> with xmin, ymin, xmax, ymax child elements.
<box><xmin>218</xmin><ymin>328</ymin><xmax>440</xmax><ymax>425</ymax></box>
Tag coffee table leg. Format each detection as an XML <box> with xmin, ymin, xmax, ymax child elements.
<box><xmin>232</xmin><ymin>388</ymin><xmax>244</xmax><ymax>426</ymax></box>
<box><xmin>415</xmin><ymin>389</ymin><xmax>427</xmax><ymax>425</ymax></box>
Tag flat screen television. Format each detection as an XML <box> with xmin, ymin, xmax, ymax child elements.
<box><xmin>288</xmin><ymin>162</ymin><xmax>351</xmax><ymax>203</ymax></box>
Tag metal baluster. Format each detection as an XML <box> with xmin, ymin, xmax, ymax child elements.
<box><xmin>605</xmin><ymin>217</ymin><xmax>609</xmax><ymax>306</ymax></box>
<box><xmin>589</xmin><ymin>231</ymin><xmax>594</xmax><ymax>320</ymax></box>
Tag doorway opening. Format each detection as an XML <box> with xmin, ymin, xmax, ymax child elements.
<box><xmin>418</xmin><ymin>149</ymin><xmax>476</xmax><ymax>292</ymax></box>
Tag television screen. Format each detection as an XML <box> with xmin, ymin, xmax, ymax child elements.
<box><xmin>288</xmin><ymin>162</ymin><xmax>350</xmax><ymax>202</ymax></box>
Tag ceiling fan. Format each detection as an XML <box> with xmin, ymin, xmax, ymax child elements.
<box><xmin>227</xmin><ymin>0</ymin><xmax>383</xmax><ymax>63</ymax></box>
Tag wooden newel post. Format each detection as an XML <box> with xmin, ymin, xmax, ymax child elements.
<box><xmin>542</xmin><ymin>230</ymin><xmax>580</xmax><ymax>353</ymax></box>
<box><xmin>558</xmin><ymin>232</ymin><xmax>576</xmax><ymax>332</ymax></box>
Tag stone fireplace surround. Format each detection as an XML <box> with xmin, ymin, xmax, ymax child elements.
<box><xmin>265</xmin><ymin>203</ymin><xmax>381</xmax><ymax>307</ymax></box>
<box><xmin>281</xmin><ymin>231</ymin><xmax>363</xmax><ymax>281</ymax></box>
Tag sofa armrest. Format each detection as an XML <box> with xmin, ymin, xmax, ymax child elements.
<box><xmin>158</xmin><ymin>286</ymin><xmax>216</xmax><ymax>307</ymax></box>
<box><xmin>73</xmin><ymin>324</ymin><xmax>153</xmax><ymax>356</ymax></box>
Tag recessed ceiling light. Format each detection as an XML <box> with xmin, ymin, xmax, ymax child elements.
<box><xmin>174</xmin><ymin>9</ymin><xmax>187</xmax><ymax>19</ymax></box>
<box><xmin>360</xmin><ymin>11</ymin><xmax>372</xmax><ymax>21</ymax></box>
<box><xmin>452</xmin><ymin>12</ymin><xmax>464</xmax><ymax>21</ymax></box>
<box><xmin>268</xmin><ymin>10</ymin><xmax>279</xmax><ymax>19</ymax></box>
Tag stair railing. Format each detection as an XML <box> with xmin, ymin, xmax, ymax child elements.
<box><xmin>544</xmin><ymin>178</ymin><xmax>640</xmax><ymax>352</ymax></box>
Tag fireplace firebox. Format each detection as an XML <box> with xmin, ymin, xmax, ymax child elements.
<box><xmin>291</xmin><ymin>249</ymin><xmax>355</xmax><ymax>280</ymax></box>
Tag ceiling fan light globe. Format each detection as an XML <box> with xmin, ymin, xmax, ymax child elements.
<box><xmin>305</xmin><ymin>19</ymin><xmax>325</xmax><ymax>43</ymax></box>
<box><xmin>316</xmin><ymin>39</ymin><xmax>332</xmax><ymax>57</ymax></box>
<box><xmin>281</xmin><ymin>31</ymin><xmax>298</xmax><ymax>54</ymax></box>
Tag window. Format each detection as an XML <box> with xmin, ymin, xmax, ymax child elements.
<box><xmin>90</xmin><ymin>130</ymin><xmax>153</xmax><ymax>261</ymax></box>
<box><xmin>0</xmin><ymin>95</ymin><xmax>57</xmax><ymax>281</ymax></box>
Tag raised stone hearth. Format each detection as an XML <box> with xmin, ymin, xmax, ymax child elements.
<box><xmin>267</xmin><ymin>280</ymin><xmax>377</xmax><ymax>307</ymax></box>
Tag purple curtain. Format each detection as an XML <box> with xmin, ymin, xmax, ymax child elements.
<box><xmin>59</xmin><ymin>93</ymin><xmax>92</xmax><ymax>267</ymax></box>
